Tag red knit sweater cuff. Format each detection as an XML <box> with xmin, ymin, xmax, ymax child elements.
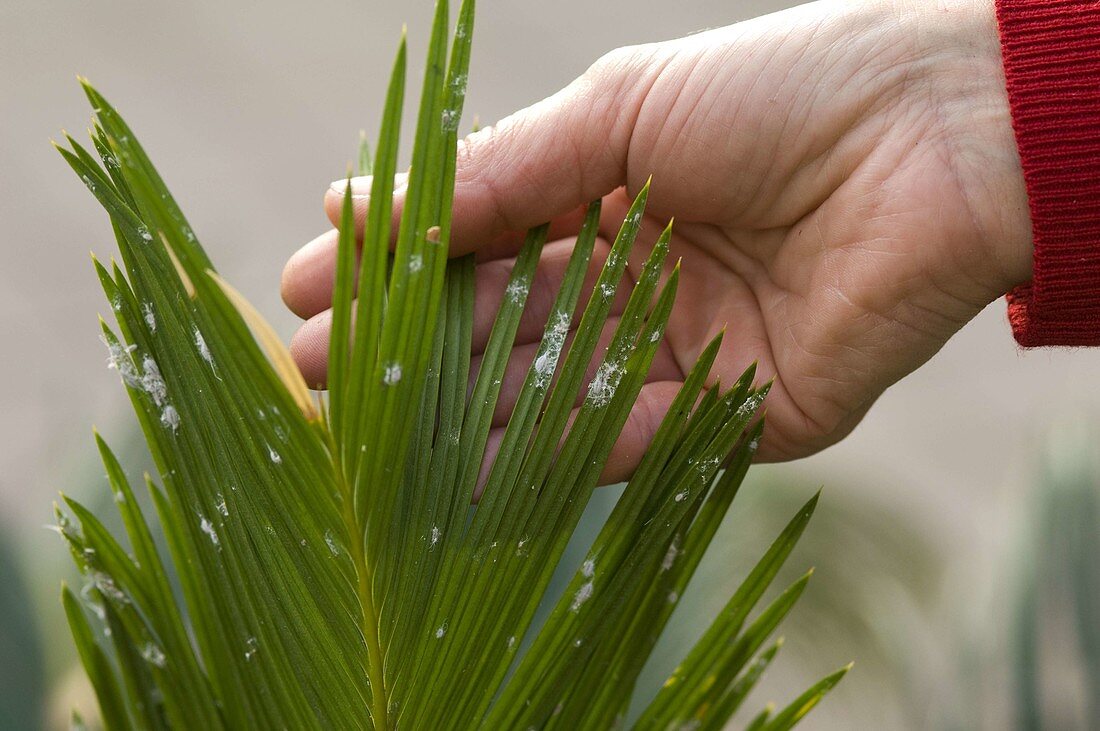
<box><xmin>996</xmin><ymin>0</ymin><xmax>1100</xmax><ymax>346</ymax></box>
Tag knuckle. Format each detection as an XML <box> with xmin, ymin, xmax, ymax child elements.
<box><xmin>587</xmin><ymin>43</ymin><xmax>657</xmax><ymax>80</ymax></box>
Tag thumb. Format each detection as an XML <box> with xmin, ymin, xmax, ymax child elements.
<box><xmin>325</xmin><ymin>46</ymin><xmax>659</xmax><ymax>255</ymax></box>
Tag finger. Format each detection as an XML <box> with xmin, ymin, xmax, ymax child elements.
<box><xmin>472</xmin><ymin>236</ymin><xmax>629</xmax><ymax>354</ymax></box>
<box><xmin>288</xmin><ymin>307</ymin><xmax>332</xmax><ymax>389</ymax></box>
<box><xmin>280</xmin><ymin>211</ymin><xmax>588</xmax><ymax>321</ymax></box>
<box><xmin>469</xmin><ymin>314</ymin><xmax>683</xmax><ymax>428</ymax></box>
<box><xmin>472</xmin><ymin>205</ymin><xmax>589</xmax><ymax>262</ymax></box>
<box><xmin>324</xmin><ymin>48</ymin><xmax>658</xmax><ymax>255</ymax></box>
<box><xmin>474</xmin><ymin>380</ymin><xmax>683</xmax><ymax>500</ymax></box>
<box><xmin>286</xmin><ymin>233</ymin><xmax>629</xmax><ymax>378</ymax></box>
<box><xmin>281</xmin><ymin>229</ymin><xmax>340</xmax><ymax>320</ymax></box>
<box><xmin>285</xmin><ymin>230</ymin><xmax>631</xmax><ymax>371</ymax></box>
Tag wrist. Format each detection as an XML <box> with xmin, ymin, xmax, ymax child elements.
<box><xmin>904</xmin><ymin>0</ymin><xmax>1033</xmax><ymax>298</ymax></box>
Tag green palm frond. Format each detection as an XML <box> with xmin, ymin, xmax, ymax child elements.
<box><xmin>54</xmin><ymin>1</ymin><xmax>847</xmax><ymax>728</ymax></box>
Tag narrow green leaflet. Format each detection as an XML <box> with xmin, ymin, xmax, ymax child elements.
<box><xmin>55</xmin><ymin>1</ymin><xmax>847</xmax><ymax>728</ymax></box>
<box><xmin>760</xmin><ymin>663</ymin><xmax>852</xmax><ymax>731</ymax></box>
<box><xmin>62</xmin><ymin>585</ymin><xmax>130</xmax><ymax>730</ymax></box>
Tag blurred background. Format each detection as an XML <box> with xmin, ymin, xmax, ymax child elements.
<box><xmin>2</xmin><ymin>0</ymin><xmax>1099</xmax><ymax>728</ymax></box>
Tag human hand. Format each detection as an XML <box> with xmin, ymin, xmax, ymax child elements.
<box><xmin>281</xmin><ymin>0</ymin><xmax>1031</xmax><ymax>476</ymax></box>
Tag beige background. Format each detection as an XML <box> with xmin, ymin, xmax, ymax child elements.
<box><xmin>3</xmin><ymin>0</ymin><xmax>1099</xmax><ymax>728</ymax></box>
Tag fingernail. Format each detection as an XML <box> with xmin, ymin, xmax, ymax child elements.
<box><xmin>330</xmin><ymin>173</ymin><xmax>408</xmax><ymax>197</ymax></box>
<box><xmin>329</xmin><ymin>176</ymin><xmax>370</xmax><ymax>197</ymax></box>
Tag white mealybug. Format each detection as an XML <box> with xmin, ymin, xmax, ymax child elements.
<box><xmin>141</xmin><ymin>355</ymin><xmax>167</xmax><ymax>407</ymax></box>
<box><xmin>434</xmin><ymin>624</ymin><xmax>447</xmax><ymax>639</ymax></box>
<box><xmin>160</xmin><ymin>405</ymin><xmax>180</xmax><ymax>432</ymax></box>
<box><xmin>585</xmin><ymin>361</ymin><xmax>623</xmax><ymax>409</ymax></box>
<box><xmin>268</xmin><ymin>444</ymin><xmax>282</xmax><ymax>465</ymax></box>
<box><xmin>245</xmin><ymin>636</ymin><xmax>258</xmax><ymax>661</ymax></box>
<box><xmin>430</xmin><ymin>525</ymin><xmax>441</xmax><ymax>548</ymax></box>
<box><xmin>674</xmin><ymin>489</ymin><xmax>689</xmax><ymax>503</ymax></box>
<box><xmin>215</xmin><ymin>494</ymin><xmax>229</xmax><ymax>517</ymax></box>
<box><xmin>194</xmin><ymin>327</ymin><xmax>215</xmax><ymax>370</ymax></box>
<box><xmin>581</xmin><ymin>558</ymin><xmax>595</xmax><ymax>578</ymax></box>
<box><xmin>533</xmin><ymin>311</ymin><xmax>570</xmax><ymax>388</ymax></box>
<box><xmin>409</xmin><ymin>254</ymin><xmax>423</xmax><ymax>273</ymax></box>
<box><xmin>532</xmin><ymin>349</ymin><xmax>557</xmax><ymax>388</ymax></box>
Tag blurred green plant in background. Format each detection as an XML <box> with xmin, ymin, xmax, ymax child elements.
<box><xmin>1011</xmin><ymin>425</ymin><xmax>1100</xmax><ymax>729</ymax></box>
<box><xmin>0</xmin><ymin>531</ymin><xmax>46</xmax><ymax>730</ymax></box>
<box><xmin>935</xmin><ymin>423</ymin><xmax>1100</xmax><ymax>731</ymax></box>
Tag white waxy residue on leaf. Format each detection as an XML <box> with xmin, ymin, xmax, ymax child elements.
<box><xmin>199</xmin><ymin>515</ymin><xmax>219</xmax><ymax>548</ymax></box>
<box><xmin>141</xmin><ymin>642</ymin><xmax>166</xmax><ymax>668</ymax></box>
<box><xmin>142</xmin><ymin>303</ymin><xmax>156</xmax><ymax>332</ymax></box>
<box><xmin>383</xmin><ymin>362</ymin><xmax>403</xmax><ymax>386</ymax></box>
<box><xmin>662</xmin><ymin>536</ymin><xmax>680</xmax><ymax>572</ymax></box>
<box><xmin>585</xmin><ymin>360</ymin><xmax>623</xmax><ymax>409</ymax></box>
<box><xmin>570</xmin><ymin>581</ymin><xmax>594</xmax><ymax>612</ymax></box>
<box><xmin>505</xmin><ymin>279</ymin><xmax>529</xmax><ymax>304</ymax></box>
<box><xmin>103</xmin><ymin>338</ymin><xmax>141</xmax><ymax>388</ymax></box>
<box><xmin>141</xmin><ymin>355</ymin><xmax>167</xmax><ymax>407</ymax></box>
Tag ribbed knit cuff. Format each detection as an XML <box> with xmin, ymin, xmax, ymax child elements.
<box><xmin>996</xmin><ymin>0</ymin><xmax>1100</xmax><ymax>346</ymax></box>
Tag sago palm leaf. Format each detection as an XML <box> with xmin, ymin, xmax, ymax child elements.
<box><xmin>54</xmin><ymin>1</ymin><xmax>848</xmax><ymax>728</ymax></box>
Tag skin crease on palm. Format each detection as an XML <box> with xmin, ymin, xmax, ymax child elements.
<box><xmin>281</xmin><ymin>0</ymin><xmax>1033</xmax><ymax>485</ymax></box>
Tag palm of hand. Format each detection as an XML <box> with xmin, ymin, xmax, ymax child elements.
<box><xmin>601</xmin><ymin>5</ymin><xmax>1029</xmax><ymax>460</ymax></box>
